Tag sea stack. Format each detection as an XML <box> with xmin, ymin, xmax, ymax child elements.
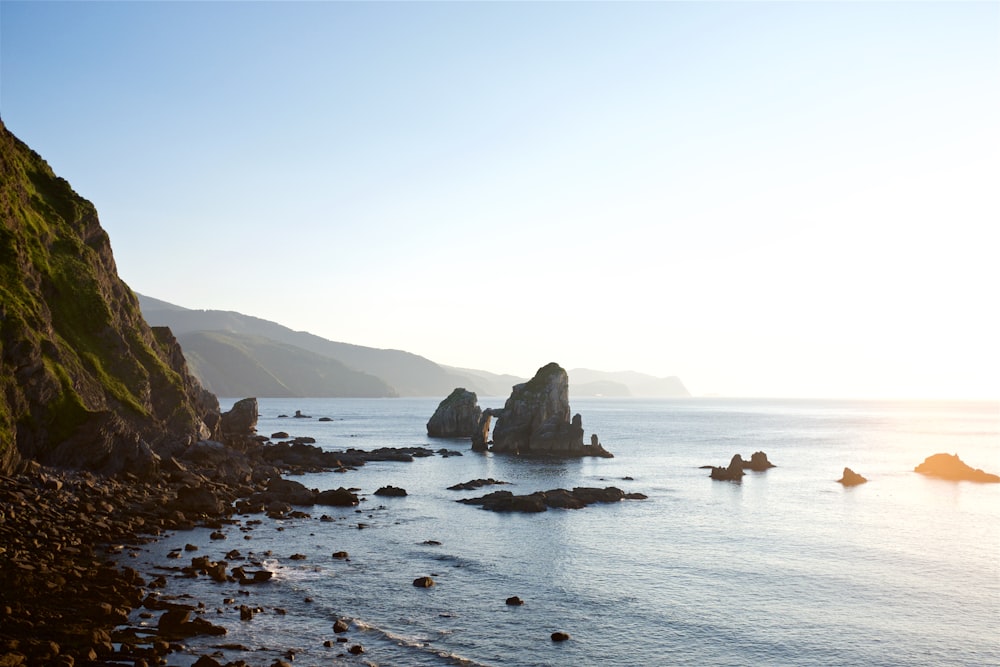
<box><xmin>427</xmin><ymin>388</ymin><xmax>482</xmax><ymax>438</ymax></box>
<box><xmin>838</xmin><ymin>467</ymin><xmax>868</xmax><ymax>486</ymax></box>
<box><xmin>489</xmin><ymin>363</ymin><xmax>612</xmax><ymax>458</ymax></box>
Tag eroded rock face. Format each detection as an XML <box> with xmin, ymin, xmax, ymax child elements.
<box><xmin>914</xmin><ymin>453</ymin><xmax>999</xmax><ymax>483</ymax></box>
<box><xmin>490</xmin><ymin>363</ymin><xmax>612</xmax><ymax>458</ymax></box>
<box><xmin>427</xmin><ymin>388</ymin><xmax>482</xmax><ymax>438</ymax></box>
<box><xmin>220</xmin><ymin>397</ymin><xmax>259</xmax><ymax>438</ymax></box>
<box><xmin>0</xmin><ymin>121</ymin><xmax>219</xmax><ymax>475</ymax></box>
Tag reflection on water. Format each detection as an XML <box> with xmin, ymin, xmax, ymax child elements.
<box><xmin>150</xmin><ymin>397</ymin><xmax>1000</xmax><ymax>666</ymax></box>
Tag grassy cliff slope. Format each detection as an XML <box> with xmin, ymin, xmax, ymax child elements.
<box><xmin>0</xmin><ymin>120</ymin><xmax>216</xmax><ymax>475</ymax></box>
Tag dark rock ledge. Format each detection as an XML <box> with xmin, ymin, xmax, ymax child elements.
<box><xmin>458</xmin><ymin>486</ymin><xmax>647</xmax><ymax>513</ymax></box>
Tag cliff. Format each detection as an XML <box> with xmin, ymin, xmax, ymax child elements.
<box><xmin>0</xmin><ymin>120</ymin><xmax>218</xmax><ymax>475</ymax></box>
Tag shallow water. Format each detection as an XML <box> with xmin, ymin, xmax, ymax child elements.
<box><xmin>121</xmin><ymin>398</ymin><xmax>1000</xmax><ymax>666</ymax></box>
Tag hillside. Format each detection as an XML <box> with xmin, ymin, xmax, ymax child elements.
<box><xmin>0</xmin><ymin>120</ymin><xmax>217</xmax><ymax>475</ymax></box>
<box><xmin>138</xmin><ymin>295</ymin><xmax>692</xmax><ymax>400</ymax></box>
<box><xmin>138</xmin><ymin>295</ymin><xmax>497</xmax><ymax>397</ymax></box>
<box><xmin>568</xmin><ymin>369</ymin><xmax>690</xmax><ymax>398</ymax></box>
<box><xmin>179</xmin><ymin>331</ymin><xmax>396</xmax><ymax>398</ymax></box>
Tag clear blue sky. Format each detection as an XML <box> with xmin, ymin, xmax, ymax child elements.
<box><xmin>2</xmin><ymin>1</ymin><xmax>998</xmax><ymax>398</ymax></box>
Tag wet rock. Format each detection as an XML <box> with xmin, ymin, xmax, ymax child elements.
<box><xmin>447</xmin><ymin>478</ymin><xmax>510</xmax><ymax>491</ymax></box>
<box><xmin>333</xmin><ymin>619</ymin><xmax>350</xmax><ymax>633</ymax></box>
<box><xmin>374</xmin><ymin>485</ymin><xmax>407</xmax><ymax>497</ymax></box>
<box><xmin>506</xmin><ymin>596</ymin><xmax>524</xmax><ymax>606</ymax></box>
<box><xmin>459</xmin><ymin>486</ymin><xmax>644</xmax><ymax>513</ymax></box>
<box><xmin>315</xmin><ymin>488</ymin><xmax>359</xmax><ymax>507</ymax></box>
<box><xmin>551</xmin><ymin>631</ymin><xmax>570</xmax><ymax>642</ymax></box>
<box><xmin>412</xmin><ymin>576</ymin><xmax>436</xmax><ymax>588</ymax></box>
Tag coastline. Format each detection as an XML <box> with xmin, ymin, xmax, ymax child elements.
<box><xmin>0</xmin><ymin>443</ymin><xmax>391</xmax><ymax>667</ymax></box>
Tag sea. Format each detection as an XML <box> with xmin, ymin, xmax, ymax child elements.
<box><xmin>120</xmin><ymin>397</ymin><xmax>1000</xmax><ymax>667</ymax></box>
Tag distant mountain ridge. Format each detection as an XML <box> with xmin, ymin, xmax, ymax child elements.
<box><xmin>137</xmin><ymin>294</ymin><xmax>690</xmax><ymax>399</ymax></box>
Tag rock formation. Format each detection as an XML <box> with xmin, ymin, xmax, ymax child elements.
<box><xmin>488</xmin><ymin>362</ymin><xmax>612</xmax><ymax>458</ymax></box>
<box><xmin>838</xmin><ymin>467</ymin><xmax>868</xmax><ymax>486</ymax></box>
<box><xmin>0</xmin><ymin>120</ymin><xmax>218</xmax><ymax>476</ymax></box>
<box><xmin>458</xmin><ymin>486</ymin><xmax>646</xmax><ymax>513</ymax></box>
<box><xmin>709</xmin><ymin>454</ymin><xmax>746</xmax><ymax>481</ymax></box>
<box><xmin>426</xmin><ymin>388</ymin><xmax>482</xmax><ymax>437</ymax></box>
<box><xmin>707</xmin><ymin>451</ymin><xmax>776</xmax><ymax>480</ymax></box>
<box><xmin>914</xmin><ymin>453</ymin><xmax>999</xmax><ymax>483</ymax></box>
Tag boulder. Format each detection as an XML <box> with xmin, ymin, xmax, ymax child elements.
<box><xmin>263</xmin><ymin>478</ymin><xmax>316</xmax><ymax>505</ymax></box>
<box><xmin>315</xmin><ymin>487</ymin><xmax>360</xmax><ymax>506</ymax></box>
<box><xmin>412</xmin><ymin>576</ymin><xmax>435</xmax><ymax>588</ymax></box>
<box><xmin>914</xmin><ymin>453</ymin><xmax>1000</xmax><ymax>483</ymax></box>
<box><xmin>172</xmin><ymin>486</ymin><xmax>226</xmax><ymax>515</ymax></box>
<box><xmin>838</xmin><ymin>467</ymin><xmax>868</xmax><ymax>486</ymax></box>
<box><xmin>551</xmin><ymin>631</ymin><xmax>570</xmax><ymax>642</ymax></box>
<box><xmin>427</xmin><ymin>388</ymin><xmax>482</xmax><ymax>438</ymax></box>
<box><xmin>490</xmin><ymin>363</ymin><xmax>612</xmax><ymax>458</ymax></box>
<box><xmin>220</xmin><ymin>398</ymin><xmax>258</xmax><ymax>436</ymax></box>
<box><xmin>374</xmin><ymin>486</ymin><xmax>407</xmax><ymax>497</ymax></box>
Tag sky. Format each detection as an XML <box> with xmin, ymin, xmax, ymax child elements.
<box><xmin>1</xmin><ymin>1</ymin><xmax>998</xmax><ymax>399</ymax></box>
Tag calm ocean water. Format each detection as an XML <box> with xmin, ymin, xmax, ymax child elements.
<box><xmin>125</xmin><ymin>398</ymin><xmax>1000</xmax><ymax>666</ymax></box>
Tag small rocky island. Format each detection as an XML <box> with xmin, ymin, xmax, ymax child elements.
<box><xmin>468</xmin><ymin>362</ymin><xmax>612</xmax><ymax>458</ymax></box>
<box><xmin>426</xmin><ymin>388</ymin><xmax>482</xmax><ymax>438</ymax></box>
<box><xmin>838</xmin><ymin>467</ymin><xmax>868</xmax><ymax>486</ymax></box>
<box><xmin>706</xmin><ymin>451</ymin><xmax>775</xmax><ymax>481</ymax></box>
<box><xmin>914</xmin><ymin>453</ymin><xmax>999</xmax><ymax>483</ymax></box>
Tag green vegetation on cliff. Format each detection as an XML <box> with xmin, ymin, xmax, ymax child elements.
<box><xmin>0</xmin><ymin>119</ymin><xmax>214</xmax><ymax>474</ymax></box>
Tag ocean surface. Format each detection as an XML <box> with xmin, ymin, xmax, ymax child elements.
<box><xmin>122</xmin><ymin>398</ymin><xmax>1000</xmax><ymax>666</ymax></box>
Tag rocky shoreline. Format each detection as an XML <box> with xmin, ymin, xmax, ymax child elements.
<box><xmin>0</xmin><ymin>436</ymin><xmax>434</xmax><ymax>667</ymax></box>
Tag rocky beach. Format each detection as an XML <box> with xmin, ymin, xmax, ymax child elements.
<box><xmin>0</xmin><ymin>418</ymin><xmax>460</xmax><ymax>667</ymax></box>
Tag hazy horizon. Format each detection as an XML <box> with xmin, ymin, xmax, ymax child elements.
<box><xmin>2</xmin><ymin>1</ymin><xmax>997</xmax><ymax>400</ymax></box>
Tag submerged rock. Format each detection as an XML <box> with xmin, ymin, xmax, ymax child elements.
<box><xmin>447</xmin><ymin>478</ymin><xmax>510</xmax><ymax>491</ymax></box>
<box><xmin>914</xmin><ymin>453</ymin><xmax>999</xmax><ymax>483</ymax></box>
